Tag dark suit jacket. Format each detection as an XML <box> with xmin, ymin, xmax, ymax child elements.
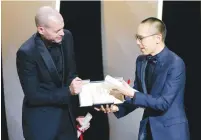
<box><xmin>16</xmin><ymin>30</ymin><xmax>79</xmax><ymax>140</ymax></box>
<box><xmin>115</xmin><ymin>47</ymin><xmax>190</xmax><ymax>140</ymax></box>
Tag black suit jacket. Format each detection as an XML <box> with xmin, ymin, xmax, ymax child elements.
<box><xmin>16</xmin><ymin>30</ymin><xmax>79</xmax><ymax>140</ymax></box>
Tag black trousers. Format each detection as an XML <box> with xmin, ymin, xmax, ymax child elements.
<box><xmin>55</xmin><ymin>110</ymin><xmax>77</xmax><ymax>140</ymax></box>
<box><xmin>146</xmin><ymin>122</ymin><xmax>153</xmax><ymax>140</ymax></box>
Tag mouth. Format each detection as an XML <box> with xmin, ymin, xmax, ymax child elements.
<box><xmin>57</xmin><ymin>37</ymin><xmax>62</xmax><ymax>40</ymax></box>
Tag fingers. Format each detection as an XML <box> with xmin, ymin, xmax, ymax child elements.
<box><xmin>110</xmin><ymin>88</ymin><xmax>128</xmax><ymax>98</ymax></box>
<box><xmin>76</xmin><ymin>117</ymin><xmax>85</xmax><ymax>126</ymax></box>
<box><xmin>101</xmin><ymin>105</ymin><xmax>106</xmax><ymax>113</ymax></box>
<box><xmin>94</xmin><ymin>107</ymin><xmax>100</xmax><ymax>111</ymax></box>
<box><xmin>94</xmin><ymin>104</ymin><xmax>119</xmax><ymax>113</ymax></box>
<box><xmin>111</xmin><ymin>104</ymin><xmax>119</xmax><ymax>112</ymax></box>
<box><xmin>76</xmin><ymin>116</ymin><xmax>84</xmax><ymax>122</ymax></box>
<box><xmin>74</xmin><ymin>77</ymin><xmax>82</xmax><ymax>81</ymax></box>
<box><xmin>111</xmin><ymin>89</ymin><xmax>121</xmax><ymax>94</ymax></box>
<box><xmin>94</xmin><ymin>105</ymin><xmax>106</xmax><ymax>113</ymax></box>
<box><xmin>70</xmin><ymin>77</ymin><xmax>83</xmax><ymax>95</ymax></box>
<box><xmin>106</xmin><ymin>104</ymin><xmax>111</xmax><ymax>113</ymax></box>
<box><xmin>122</xmin><ymin>80</ymin><xmax>130</xmax><ymax>88</ymax></box>
<box><xmin>74</xmin><ymin>77</ymin><xmax>82</xmax><ymax>86</ymax></box>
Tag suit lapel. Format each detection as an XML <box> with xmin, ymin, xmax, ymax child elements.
<box><xmin>35</xmin><ymin>34</ymin><xmax>61</xmax><ymax>87</ymax></box>
<box><xmin>61</xmin><ymin>39</ymin><xmax>68</xmax><ymax>85</ymax></box>
<box><xmin>140</xmin><ymin>59</ymin><xmax>148</xmax><ymax>94</ymax></box>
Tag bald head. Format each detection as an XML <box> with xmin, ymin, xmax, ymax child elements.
<box><xmin>35</xmin><ymin>6</ymin><xmax>63</xmax><ymax>27</ymax></box>
<box><xmin>35</xmin><ymin>6</ymin><xmax>65</xmax><ymax>43</ymax></box>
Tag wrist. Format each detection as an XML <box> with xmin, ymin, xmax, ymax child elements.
<box><xmin>129</xmin><ymin>89</ymin><xmax>135</xmax><ymax>98</ymax></box>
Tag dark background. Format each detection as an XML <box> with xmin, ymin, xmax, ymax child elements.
<box><xmin>162</xmin><ymin>1</ymin><xmax>201</xmax><ymax>139</ymax></box>
<box><xmin>2</xmin><ymin>1</ymin><xmax>201</xmax><ymax>140</ymax></box>
<box><xmin>60</xmin><ymin>1</ymin><xmax>109</xmax><ymax>140</ymax></box>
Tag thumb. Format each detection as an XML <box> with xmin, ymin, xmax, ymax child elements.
<box><xmin>122</xmin><ymin>80</ymin><xmax>130</xmax><ymax>88</ymax></box>
<box><xmin>75</xmin><ymin>77</ymin><xmax>82</xmax><ymax>81</ymax></box>
<box><xmin>76</xmin><ymin>116</ymin><xmax>84</xmax><ymax>121</ymax></box>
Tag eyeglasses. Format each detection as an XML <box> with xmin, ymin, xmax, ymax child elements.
<box><xmin>135</xmin><ymin>33</ymin><xmax>158</xmax><ymax>42</ymax></box>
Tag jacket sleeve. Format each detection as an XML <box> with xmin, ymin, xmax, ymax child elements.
<box><xmin>133</xmin><ymin>59</ymin><xmax>185</xmax><ymax>112</ymax></box>
<box><xmin>16</xmin><ymin>50</ymin><xmax>72</xmax><ymax>106</ymax></box>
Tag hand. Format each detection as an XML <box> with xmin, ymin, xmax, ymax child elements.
<box><xmin>109</xmin><ymin>89</ymin><xmax>125</xmax><ymax>101</ymax></box>
<box><xmin>80</xmin><ymin>123</ymin><xmax>90</xmax><ymax>132</ymax></box>
<box><xmin>69</xmin><ymin>77</ymin><xmax>82</xmax><ymax>95</ymax></box>
<box><xmin>76</xmin><ymin>116</ymin><xmax>90</xmax><ymax>132</ymax></box>
<box><xmin>76</xmin><ymin>116</ymin><xmax>85</xmax><ymax>126</ymax></box>
<box><xmin>118</xmin><ymin>80</ymin><xmax>135</xmax><ymax>98</ymax></box>
<box><xmin>94</xmin><ymin>104</ymin><xmax>119</xmax><ymax>113</ymax></box>
<box><xmin>110</xmin><ymin>89</ymin><xmax>133</xmax><ymax>101</ymax></box>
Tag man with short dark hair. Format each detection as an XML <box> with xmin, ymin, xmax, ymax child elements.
<box><xmin>16</xmin><ymin>6</ymin><xmax>89</xmax><ymax>140</ymax></box>
<box><xmin>95</xmin><ymin>17</ymin><xmax>190</xmax><ymax>140</ymax></box>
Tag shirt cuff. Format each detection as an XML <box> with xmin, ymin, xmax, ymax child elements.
<box><xmin>131</xmin><ymin>91</ymin><xmax>138</xmax><ymax>103</ymax></box>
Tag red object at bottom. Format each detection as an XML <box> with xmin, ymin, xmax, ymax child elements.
<box><xmin>77</xmin><ymin>125</ymin><xmax>84</xmax><ymax>140</ymax></box>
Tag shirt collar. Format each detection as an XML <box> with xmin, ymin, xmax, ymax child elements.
<box><xmin>146</xmin><ymin>46</ymin><xmax>168</xmax><ymax>64</ymax></box>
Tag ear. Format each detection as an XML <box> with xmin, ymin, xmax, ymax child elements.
<box><xmin>156</xmin><ymin>34</ymin><xmax>162</xmax><ymax>44</ymax></box>
<box><xmin>37</xmin><ymin>26</ymin><xmax>44</xmax><ymax>35</ymax></box>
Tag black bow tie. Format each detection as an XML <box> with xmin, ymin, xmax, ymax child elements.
<box><xmin>146</xmin><ymin>55</ymin><xmax>157</xmax><ymax>64</ymax></box>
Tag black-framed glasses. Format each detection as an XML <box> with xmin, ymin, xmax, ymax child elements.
<box><xmin>135</xmin><ymin>33</ymin><xmax>158</xmax><ymax>42</ymax></box>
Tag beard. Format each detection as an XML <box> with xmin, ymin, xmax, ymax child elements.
<box><xmin>41</xmin><ymin>35</ymin><xmax>63</xmax><ymax>46</ymax></box>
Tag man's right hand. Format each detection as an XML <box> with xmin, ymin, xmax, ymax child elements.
<box><xmin>94</xmin><ymin>104</ymin><xmax>119</xmax><ymax>113</ymax></box>
<box><xmin>69</xmin><ymin>77</ymin><xmax>82</xmax><ymax>95</ymax></box>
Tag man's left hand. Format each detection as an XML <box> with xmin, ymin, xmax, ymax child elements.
<box><xmin>116</xmin><ymin>80</ymin><xmax>135</xmax><ymax>98</ymax></box>
<box><xmin>76</xmin><ymin>116</ymin><xmax>90</xmax><ymax>132</ymax></box>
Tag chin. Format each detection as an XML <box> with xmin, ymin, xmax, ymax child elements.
<box><xmin>54</xmin><ymin>39</ymin><xmax>62</xmax><ymax>44</ymax></box>
<box><xmin>141</xmin><ymin>51</ymin><xmax>147</xmax><ymax>55</ymax></box>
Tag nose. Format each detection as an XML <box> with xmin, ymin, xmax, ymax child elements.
<box><xmin>136</xmin><ymin>39</ymin><xmax>141</xmax><ymax>45</ymax></box>
<box><xmin>59</xmin><ymin>29</ymin><xmax>64</xmax><ymax>36</ymax></box>
<box><xmin>136</xmin><ymin>39</ymin><xmax>144</xmax><ymax>49</ymax></box>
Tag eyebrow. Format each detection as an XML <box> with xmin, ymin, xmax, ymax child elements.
<box><xmin>135</xmin><ymin>34</ymin><xmax>144</xmax><ymax>38</ymax></box>
<box><xmin>136</xmin><ymin>33</ymin><xmax>147</xmax><ymax>36</ymax></box>
<box><xmin>56</xmin><ymin>28</ymin><xmax>62</xmax><ymax>32</ymax></box>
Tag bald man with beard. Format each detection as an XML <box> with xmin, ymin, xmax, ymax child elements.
<box><xmin>16</xmin><ymin>6</ymin><xmax>89</xmax><ymax>140</ymax></box>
